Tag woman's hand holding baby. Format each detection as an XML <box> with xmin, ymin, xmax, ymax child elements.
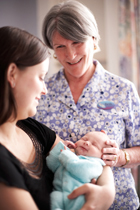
<box><xmin>102</xmin><ymin>140</ymin><xmax>121</xmax><ymax>167</ymax></box>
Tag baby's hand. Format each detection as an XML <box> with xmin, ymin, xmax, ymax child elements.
<box><xmin>64</xmin><ymin>141</ymin><xmax>76</xmax><ymax>149</ymax></box>
<box><xmin>60</xmin><ymin>145</ymin><xmax>67</xmax><ymax>152</ymax></box>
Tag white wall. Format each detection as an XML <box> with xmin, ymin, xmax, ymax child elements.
<box><xmin>0</xmin><ymin>0</ymin><xmax>37</xmax><ymax>36</ymax></box>
<box><xmin>104</xmin><ymin>0</ymin><xmax>119</xmax><ymax>76</ymax></box>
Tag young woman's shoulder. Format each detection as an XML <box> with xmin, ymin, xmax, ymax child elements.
<box><xmin>18</xmin><ymin>118</ymin><xmax>56</xmax><ymax>154</ymax></box>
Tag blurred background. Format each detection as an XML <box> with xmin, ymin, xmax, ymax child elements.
<box><xmin>0</xmin><ymin>0</ymin><xmax>140</xmax><ymax>197</ymax></box>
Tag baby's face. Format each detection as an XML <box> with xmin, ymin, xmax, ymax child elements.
<box><xmin>75</xmin><ymin>131</ymin><xmax>110</xmax><ymax>158</ymax></box>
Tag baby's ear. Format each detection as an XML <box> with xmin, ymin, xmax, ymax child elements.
<box><xmin>101</xmin><ymin>130</ymin><xmax>107</xmax><ymax>134</ymax></box>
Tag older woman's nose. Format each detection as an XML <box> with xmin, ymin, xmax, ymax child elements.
<box><xmin>66</xmin><ymin>46</ymin><xmax>77</xmax><ymax>60</ymax></box>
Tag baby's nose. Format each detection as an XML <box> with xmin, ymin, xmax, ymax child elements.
<box><xmin>83</xmin><ymin>141</ymin><xmax>89</xmax><ymax>146</ymax></box>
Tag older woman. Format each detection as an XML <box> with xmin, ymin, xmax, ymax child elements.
<box><xmin>35</xmin><ymin>0</ymin><xmax>140</xmax><ymax>209</ymax></box>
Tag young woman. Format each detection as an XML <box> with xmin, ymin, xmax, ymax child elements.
<box><xmin>0</xmin><ymin>26</ymin><xmax>115</xmax><ymax>210</ymax></box>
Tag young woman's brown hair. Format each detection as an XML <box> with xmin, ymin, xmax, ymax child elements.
<box><xmin>0</xmin><ymin>26</ymin><xmax>49</xmax><ymax>125</ymax></box>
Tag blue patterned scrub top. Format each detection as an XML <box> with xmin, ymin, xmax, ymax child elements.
<box><xmin>35</xmin><ymin>60</ymin><xmax>140</xmax><ymax>209</ymax></box>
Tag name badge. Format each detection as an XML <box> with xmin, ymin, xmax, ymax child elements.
<box><xmin>97</xmin><ymin>101</ymin><xmax>115</xmax><ymax>110</ymax></box>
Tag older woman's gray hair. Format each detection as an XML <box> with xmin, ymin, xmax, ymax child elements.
<box><xmin>42</xmin><ymin>0</ymin><xmax>100</xmax><ymax>53</ymax></box>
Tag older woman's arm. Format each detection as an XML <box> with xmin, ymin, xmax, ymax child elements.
<box><xmin>121</xmin><ymin>147</ymin><xmax>140</xmax><ymax>168</ymax></box>
<box><xmin>68</xmin><ymin>166</ymin><xmax>115</xmax><ymax>210</ymax></box>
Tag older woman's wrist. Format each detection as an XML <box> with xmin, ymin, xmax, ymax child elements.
<box><xmin>121</xmin><ymin>150</ymin><xmax>130</xmax><ymax>167</ymax></box>
<box><xmin>117</xmin><ymin>149</ymin><xmax>127</xmax><ymax>167</ymax></box>
<box><xmin>118</xmin><ymin>149</ymin><xmax>130</xmax><ymax>167</ymax></box>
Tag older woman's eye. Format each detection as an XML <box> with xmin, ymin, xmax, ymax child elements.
<box><xmin>73</xmin><ymin>42</ymin><xmax>79</xmax><ymax>45</ymax></box>
<box><xmin>57</xmin><ymin>45</ymin><xmax>64</xmax><ymax>49</ymax></box>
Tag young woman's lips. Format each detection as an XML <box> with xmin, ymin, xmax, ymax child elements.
<box><xmin>35</xmin><ymin>97</ymin><xmax>40</xmax><ymax>104</ymax></box>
